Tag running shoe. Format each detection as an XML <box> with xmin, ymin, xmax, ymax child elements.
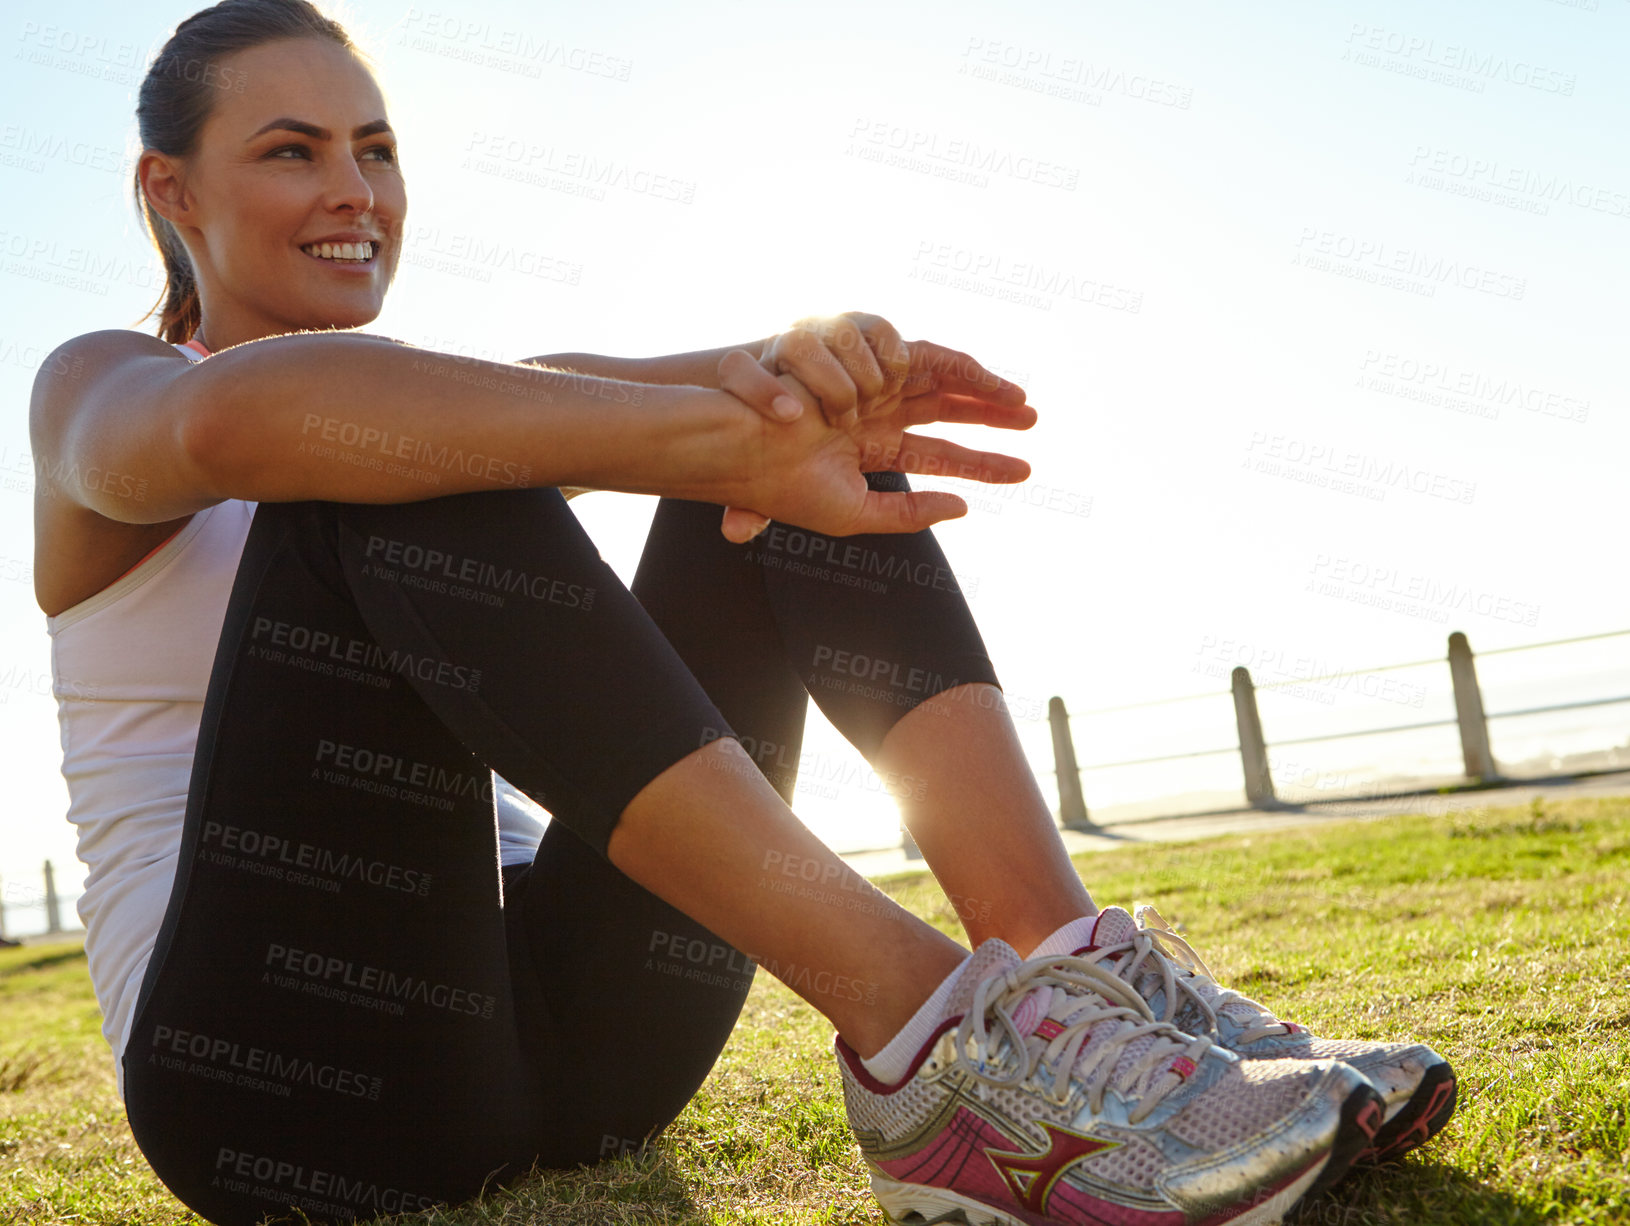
<box><xmin>1065</xmin><ymin>906</ymin><xmax>1456</xmax><ymax>1164</ymax></box>
<box><xmin>835</xmin><ymin>939</ymin><xmax>1382</xmax><ymax>1225</ymax></box>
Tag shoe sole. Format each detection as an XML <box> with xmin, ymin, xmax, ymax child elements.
<box><xmin>1353</xmin><ymin>1060</ymin><xmax>1457</xmax><ymax>1163</ymax></box>
<box><xmin>868</xmin><ymin>1082</ymin><xmax>1387</xmax><ymax>1226</ymax></box>
<box><xmin>1299</xmin><ymin>1081</ymin><xmax>1385</xmax><ymax>1201</ymax></box>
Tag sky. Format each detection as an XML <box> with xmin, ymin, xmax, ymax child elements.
<box><xmin>1</xmin><ymin>0</ymin><xmax>1627</xmax><ymax>928</ymax></box>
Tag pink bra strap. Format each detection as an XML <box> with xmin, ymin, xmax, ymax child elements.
<box><xmin>114</xmin><ymin>525</ymin><xmax>186</xmax><ymax>583</ymax></box>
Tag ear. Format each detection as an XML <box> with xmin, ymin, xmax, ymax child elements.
<box><xmin>138</xmin><ymin>150</ymin><xmax>194</xmax><ymax>228</ymax></box>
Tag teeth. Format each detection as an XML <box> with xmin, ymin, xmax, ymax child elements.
<box><xmin>303</xmin><ymin>241</ymin><xmax>375</xmax><ymax>262</ymax></box>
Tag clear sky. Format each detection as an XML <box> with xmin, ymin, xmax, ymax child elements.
<box><xmin>2</xmin><ymin>0</ymin><xmax>1626</xmax><ymax>921</ymax></box>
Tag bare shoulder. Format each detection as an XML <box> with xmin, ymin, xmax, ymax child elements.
<box><xmin>36</xmin><ymin>326</ymin><xmax>181</xmax><ymax>376</ymax></box>
<box><xmin>29</xmin><ymin>329</ymin><xmax>186</xmax><ymax>445</ymax></box>
<box><xmin>30</xmin><ymin>330</ymin><xmax>202</xmax><ymax>618</ymax></box>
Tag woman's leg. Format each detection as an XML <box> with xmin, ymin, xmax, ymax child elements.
<box><xmin>498</xmin><ymin>480</ymin><xmax>1033</xmax><ymax>1170</ymax></box>
<box><xmin>499</xmin><ymin>827</ymin><xmax>754</xmax><ymax>1168</ymax></box>
<box><xmin>497</xmin><ymin>496</ymin><xmax>823</xmax><ymax>1167</ymax></box>
<box><xmin>308</xmin><ymin>487</ymin><xmax>964</xmax><ymax>1059</ymax></box>
<box><xmin>125</xmin><ymin>487</ymin><xmax>967</xmax><ymax>1225</ymax></box>
<box><xmin>871</xmin><ymin>681</ymin><xmax>1100</xmax><ymax>952</ymax></box>
<box><xmin>124</xmin><ymin>499</ymin><xmax>539</xmax><ymax>1226</ymax></box>
<box><xmin>630</xmin><ymin>479</ymin><xmax>1097</xmax><ymax>955</ymax></box>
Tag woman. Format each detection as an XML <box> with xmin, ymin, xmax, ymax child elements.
<box><xmin>32</xmin><ymin>2</ymin><xmax>1454</xmax><ymax>1224</ymax></box>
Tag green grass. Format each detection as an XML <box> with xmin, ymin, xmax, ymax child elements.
<box><xmin>4</xmin><ymin>793</ymin><xmax>1629</xmax><ymax>1225</ymax></box>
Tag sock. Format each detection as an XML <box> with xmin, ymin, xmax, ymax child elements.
<box><xmin>858</xmin><ymin>951</ymin><xmax>973</xmax><ymax>1084</ymax></box>
<box><xmin>1025</xmin><ymin>913</ymin><xmax>1099</xmax><ymax>960</ymax></box>
<box><xmin>856</xmin><ymin>917</ymin><xmax>1103</xmax><ymax>1085</ymax></box>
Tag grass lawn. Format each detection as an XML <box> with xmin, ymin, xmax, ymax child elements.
<box><xmin>3</xmin><ymin>793</ymin><xmax>1628</xmax><ymax>1225</ymax></box>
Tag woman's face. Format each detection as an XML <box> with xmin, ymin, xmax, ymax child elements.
<box><xmin>154</xmin><ymin>36</ymin><xmax>405</xmax><ymax>340</ymax></box>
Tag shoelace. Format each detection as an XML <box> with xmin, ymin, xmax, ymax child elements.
<box><xmin>954</xmin><ymin>955</ymin><xmax>1214</xmax><ymax>1124</ymax></box>
<box><xmin>1081</xmin><ymin>926</ymin><xmax>1293</xmax><ymax>1046</ymax></box>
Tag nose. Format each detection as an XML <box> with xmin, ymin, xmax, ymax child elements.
<box><xmin>324</xmin><ymin>149</ymin><xmax>375</xmax><ymax>216</ymax></box>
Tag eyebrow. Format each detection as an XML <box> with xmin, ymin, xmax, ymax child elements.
<box><xmin>248</xmin><ymin>117</ymin><xmax>393</xmax><ymax>142</ymax></box>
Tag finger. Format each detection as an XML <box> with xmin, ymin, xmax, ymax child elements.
<box><xmin>896</xmin><ymin>389</ymin><xmax>1038</xmax><ymax>431</ymax></box>
<box><xmin>823</xmin><ymin>315</ymin><xmax>887</xmax><ymax>418</ymax></box>
<box><xmin>767</xmin><ymin>327</ymin><xmax>860</xmax><ymax>426</ymax></box>
<box><xmin>906</xmin><ymin>340</ymin><xmax>1028</xmax><ymax>404</ymax></box>
<box><xmin>718</xmin><ymin>347</ymin><xmax>804</xmax><ymax>421</ymax></box>
<box><xmin>848</xmin><ymin>313</ymin><xmax>910</xmax><ymax>421</ymax></box>
<box><xmin>721</xmin><ymin>506</ymin><xmax>773</xmax><ymax>542</ymax></box>
<box><xmin>890</xmin><ymin>433</ymin><xmax>1031</xmax><ymax>485</ymax></box>
<box><xmin>845</xmin><ymin>488</ymin><xmax>968</xmax><ymax>535</ymax></box>
<box><xmin>853</xmin><ymin>314</ymin><xmax>911</xmax><ymax>386</ymax></box>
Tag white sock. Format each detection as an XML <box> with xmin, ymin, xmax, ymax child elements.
<box><xmin>857</xmin><ymin>911</ymin><xmax>1102</xmax><ymax>1084</ymax></box>
<box><xmin>1025</xmin><ymin>913</ymin><xmax>1099</xmax><ymax>960</ymax></box>
<box><xmin>859</xmin><ymin>952</ymin><xmax>972</xmax><ymax>1084</ymax></box>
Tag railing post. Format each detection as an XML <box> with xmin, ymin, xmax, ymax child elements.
<box><xmin>1048</xmin><ymin>697</ymin><xmax>1093</xmax><ymax>829</ymax></box>
<box><xmin>1231</xmin><ymin>667</ymin><xmax>1277</xmax><ymax>808</ymax></box>
<box><xmin>1448</xmin><ymin>631</ymin><xmax>1498</xmax><ymax>782</ymax></box>
<box><xmin>43</xmin><ymin>861</ymin><xmax>61</xmax><ymax>935</ymax></box>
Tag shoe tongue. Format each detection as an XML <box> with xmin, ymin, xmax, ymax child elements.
<box><xmin>946</xmin><ymin>938</ymin><xmax>1023</xmax><ymax>1019</ymax></box>
<box><xmin>1011</xmin><ymin>986</ymin><xmax>1050</xmax><ymax>1035</ymax></box>
<box><xmin>1075</xmin><ymin>906</ymin><xmax>1135</xmax><ymax>953</ymax></box>
<box><xmin>1006</xmin><ymin>944</ymin><xmax>1176</xmax><ymax>1097</ymax></box>
<box><xmin>1026</xmin><ymin>983</ymin><xmax>1170</xmax><ymax>1096</ymax></box>
<box><xmin>1084</xmin><ymin>907</ymin><xmax>1186</xmax><ymax>1011</ymax></box>
<box><xmin>1070</xmin><ymin>908</ymin><xmax>1210</xmax><ymax>1051</ymax></box>
<box><xmin>1107</xmin><ymin>910</ymin><xmax>1276</xmax><ymax>1032</ymax></box>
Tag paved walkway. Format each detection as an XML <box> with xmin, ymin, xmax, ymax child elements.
<box><xmin>5</xmin><ymin>928</ymin><xmax>83</xmax><ymax>948</ymax></box>
<box><xmin>12</xmin><ymin>770</ymin><xmax>1626</xmax><ymax>940</ymax></box>
<box><xmin>842</xmin><ymin>768</ymin><xmax>1630</xmax><ymax>880</ymax></box>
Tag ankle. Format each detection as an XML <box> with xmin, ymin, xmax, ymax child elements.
<box><xmin>853</xmin><ymin>948</ymin><xmax>970</xmax><ymax>1079</ymax></box>
<box><xmin>845</xmin><ymin>940</ymin><xmax>966</xmax><ymax>1061</ymax></box>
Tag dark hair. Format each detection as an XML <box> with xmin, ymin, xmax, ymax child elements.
<box><xmin>133</xmin><ymin>0</ymin><xmax>360</xmax><ymax>343</ymax></box>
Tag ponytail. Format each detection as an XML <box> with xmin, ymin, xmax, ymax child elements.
<box><xmin>136</xmin><ymin>184</ymin><xmax>202</xmax><ymax>345</ymax></box>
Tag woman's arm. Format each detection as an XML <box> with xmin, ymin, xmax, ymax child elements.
<box><xmin>528</xmin><ymin>316</ymin><xmax>903</xmax><ymax>526</ymax></box>
<box><xmin>526</xmin><ymin>312</ymin><xmax>946</xmax><ymax>427</ymax></box>
<box><xmin>522</xmin><ymin>341</ymin><xmax>769</xmax><ymax>391</ymax></box>
<box><xmin>31</xmin><ymin>330</ymin><xmax>753</xmax><ymax>525</ymax></box>
<box><xmin>30</xmin><ymin>329</ymin><xmax>1029</xmax><ymax>537</ymax></box>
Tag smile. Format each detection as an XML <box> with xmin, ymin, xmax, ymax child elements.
<box><xmin>300</xmin><ymin>240</ymin><xmax>378</xmax><ymax>264</ymax></box>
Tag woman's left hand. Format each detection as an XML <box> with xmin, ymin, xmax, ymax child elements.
<box><xmin>716</xmin><ymin>314</ymin><xmax>1029</xmax><ymax>541</ymax></box>
<box><xmin>706</xmin><ymin>360</ymin><xmax>1034</xmax><ymax>543</ymax></box>
<box><xmin>756</xmin><ymin>312</ymin><xmax>911</xmax><ymax>429</ymax></box>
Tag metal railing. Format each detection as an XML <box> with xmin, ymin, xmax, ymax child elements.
<box><xmin>13</xmin><ymin>632</ymin><xmax>1626</xmax><ymax>896</ymax></box>
<box><xmin>1047</xmin><ymin>629</ymin><xmax>1630</xmax><ymax>826</ymax></box>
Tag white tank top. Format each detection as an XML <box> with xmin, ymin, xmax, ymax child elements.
<box><xmin>46</xmin><ymin>338</ymin><xmax>547</xmax><ymax>1101</ymax></box>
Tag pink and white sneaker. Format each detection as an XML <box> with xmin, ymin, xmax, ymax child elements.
<box><xmin>1068</xmin><ymin>906</ymin><xmax>1457</xmax><ymax>1164</ymax></box>
<box><xmin>835</xmin><ymin>939</ymin><xmax>1383</xmax><ymax>1225</ymax></box>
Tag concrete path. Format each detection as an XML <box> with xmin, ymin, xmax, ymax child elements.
<box><xmin>842</xmin><ymin>768</ymin><xmax>1630</xmax><ymax>880</ymax></box>
<box><xmin>12</xmin><ymin>770</ymin><xmax>1626</xmax><ymax>939</ymax></box>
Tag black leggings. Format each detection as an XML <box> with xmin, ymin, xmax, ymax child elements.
<box><xmin>123</xmin><ymin>476</ymin><xmax>998</xmax><ymax>1226</ymax></box>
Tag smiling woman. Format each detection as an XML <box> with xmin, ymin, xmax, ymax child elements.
<box><xmin>134</xmin><ymin>23</ymin><xmax>403</xmax><ymax>347</ymax></box>
<box><xmin>27</xmin><ymin>2</ymin><xmax>1449</xmax><ymax>1224</ymax></box>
